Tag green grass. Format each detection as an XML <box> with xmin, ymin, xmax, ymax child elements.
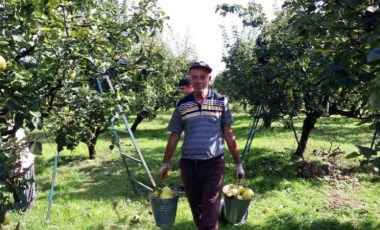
<box><xmin>4</xmin><ymin>110</ymin><xmax>380</xmax><ymax>230</ymax></box>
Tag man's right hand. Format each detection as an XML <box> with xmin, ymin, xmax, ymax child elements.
<box><xmin>158</xmin><ymin>163</ymin><xmax>170</xmax><ymax>179</ymax></box>
<box><xmin>235</xmin><ymin>163</ymin><xmax>245</xmax><ymax>179</ymax></box>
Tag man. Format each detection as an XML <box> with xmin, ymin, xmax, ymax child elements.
<box><xmin>178</xmin><ymin>76</ymin><xmax>193</xmax><ymax>96</ymax></box>
<box><xmin>9</xmin><ymin>127</ymin><xmax>36</xmax><ymax>211</ymax></box>
<box><xmin>0</xmin><ymin>116</ymin><xmax>35</xmax><ymax>211</ymax></box>
<box><xmin>158</xmin><ymin>61</ymin><xmax>245</xmax><ymax>230</ymax></box>
<box><xmin>176</xmin><ymin>76</ymin><xmax>193</xmax><ymax>193</ymax></box>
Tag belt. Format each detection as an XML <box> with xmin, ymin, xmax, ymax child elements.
<box><xmin>183</xmin><ymin>154</ymin><xmax>224</xmax><ymax>163</ymax></box>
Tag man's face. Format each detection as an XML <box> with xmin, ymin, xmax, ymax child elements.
<box><xmin>180</xmin><ymin>85</ymin><xmax>193</xmax><ymax>95</ymax></box>
<box><xmin>189</xmin><ymin>68</ymin><xmax>211</xmax><ymax>93</ymax></box>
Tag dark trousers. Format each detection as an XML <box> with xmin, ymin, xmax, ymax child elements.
<box><xmin>12</xmin><ymin>164</ymin><xmax>35</xmax><ymax>211</ymax></box>
<box><xmin>180</xmin><ymin>155</ymin><xmax>225</xmax><ymax>230</ymax></box>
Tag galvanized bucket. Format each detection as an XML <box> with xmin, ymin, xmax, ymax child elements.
<box><xmin>221</xmin><ymin>185</ymin><xmax>251</xmax><ymax>225</ymax></box>
<box><xmin>149</xmin><ymin>193</ymin><xmax>179</xmax><ymax>228</ymax></box>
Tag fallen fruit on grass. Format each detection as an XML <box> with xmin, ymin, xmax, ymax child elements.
<box><xmin>1</xmin><ymin>213</ymin><xmax>10</xmax><ymax>225</ymax></box>
<box><xmin>131</xmin><ymin>215</ymin><xmax>141</xmax><ymax>223</ymax></box>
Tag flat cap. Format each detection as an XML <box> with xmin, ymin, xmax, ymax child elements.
<box><xmin>189</xmin><ymin>61</ymin><xmax>212</xmax><ymax>73</ymax></box>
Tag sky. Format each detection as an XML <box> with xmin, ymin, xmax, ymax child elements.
<box><xmin>157</xmin><ymin>0</ymin><xmax>282</xmax><ymax>76</ymax></box>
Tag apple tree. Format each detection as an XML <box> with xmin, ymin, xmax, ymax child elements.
<box><xmin>216</xmin><ymin>0</ymin><xmax>380</xmax><ymax>160</ymax></box>
<box><xmin>0</xmin><ymin>0</ymin><xmax>180</xmax><ymax>212</ymax></box>
<box><xmin>283</xmin><ymin>0</ymin><xmax>380</xmax><ymax>161</ymax></box>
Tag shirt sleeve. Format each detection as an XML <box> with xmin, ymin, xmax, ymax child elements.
<box><xmin>167</xmin><ymin>106</ymin><xmax>183</xmax><ymax>133</ymax></box>
<box><xmin>222</xmin><ymin>97</ymin><xmax>234</xmax><ymax>126</ymax></box>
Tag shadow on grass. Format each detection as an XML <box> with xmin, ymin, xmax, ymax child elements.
<box><xmin>234</xmin><ymin>148</ymin><xmax>329</xmax><ymax>193</ymax></box>
<box><xmin>169</xmin><ymin>220</ymin><xmax>197</xmax><ymax>230</ymax></box>
<box><xmin>37</xmin><ymin>157</ymin><xmax>158</xmax><ymax>201</ymax></box>
<box><xmin>34</xmin><ymin>154</ymin><xmax>87</xmax><ymax>175</ymax></box>
<box><xmin>34</xmin><ymin>125</ymin><xmax>360</xmax><ymax>203</ymax></box>
<box><xmin>249</xmin><ymin>214</ymin><xmax>380</xmax><ymax>230</ymax></box>
<box><xmin>35</xmin><ymin>116</ymin><xmax>377</xmax><ymax>201</ymax></box>
<box><xmin>32</xmin><ymin>115</ymin><xmax>379</xmax><ymax>229</ymax></box>
<box><xmin>175</xmin><ymin>214</ymin><xmax>379</xmax><ymax>230</ymax></box>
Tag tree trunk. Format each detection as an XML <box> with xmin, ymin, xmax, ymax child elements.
<box><xmin>329</xmin><ymin>103</ymin><xmax>364</xmax><ymax>118</ymax></box>
<box><xmin>88</xmin><ymin>127</ymin><xmax>103</xmax><ymax>159</ymax></box>
<box><xmin>131</xmin><ymin>111</ymin><xmax>150</xmax><ymax>132</ymax></box>
<box><xmin>88</xmin><ymin>141</ymin><xmax>96</xmax><ymax>160</ymax></box>
<box><xmin>294</xmin><ymin>111</ymin><xmax>322</xmax><ymax>158</ymax></box>
<box><xmin>263</xmin><ymin>116</ymin><xmax>272</xmax><ymax>129</ymax></box>
<box><xmin>131</xmin><ymin>113</ymin><xmax>145</xmax><ymax>132</ymax></box>
<box><xmin>262</xmin><ymin>113</ymin><xmax>273</xmax><ymax>129</ymax></box>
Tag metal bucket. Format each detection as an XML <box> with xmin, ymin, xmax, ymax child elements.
<box><xmin>222</xmin><ymin>185</ymin><xmax>251</xmax><ymax>225</ymax></box>
<box><xmin>149</xmin><ymin>193</ymin><xmax>179</xmax><ymax>228</ymax></box>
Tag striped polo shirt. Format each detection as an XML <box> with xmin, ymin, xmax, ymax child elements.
<box><xmin>167</xmin><ymin>90</ymin><xmax>234</xmax><ymax>160</ymax></box>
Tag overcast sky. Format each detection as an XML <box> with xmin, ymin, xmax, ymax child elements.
<box><xmin>157</xmin><ymin>0</ymin><xmax>282</xmax><ymax>76</ymax></box>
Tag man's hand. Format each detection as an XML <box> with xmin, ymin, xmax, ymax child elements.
<box><xmin>235</xmin><ymin>164</ymin><xmax>245</xmax><ymax>179</ymax></box>
<box><xmin>158</xmin><ymin>163</ymin><xmax>170</xmax><ymax>179</ymax></box>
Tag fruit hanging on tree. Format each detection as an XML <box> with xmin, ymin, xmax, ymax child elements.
<box><xmin>1</xmin><ymin>212</ymin><xmax>10</xmax><ymax>225</ymax></box>
<box><xmin>0</xmin><ymin>54</ymin><xmax>6</xmax><ymax>71</ymax></box>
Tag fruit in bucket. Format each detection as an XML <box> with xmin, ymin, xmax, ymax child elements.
<box><xmin>224</xmin><ymin>184</ymin><xmax>254</xmax><ymax>200</ymax></box>
<box><xmin>226</xmin><ymin>188</ymin><xmax>238</xmax><ymax>197</ymax></box>
<box><xmin>153</xmin><ymin>188</ymin><xmax>161</xmax><ymax>198</ymax></box>
<box><xmin>153</xmin><ymin>186</ymin><xmax>175</xmax><ymax>199</ymax></box>
<box><xmin>241</xmin><ymin>188</ymin><xmax>254</xmax><ymax>199</ymax></box>
<box><xmin>160</xmin><ymin>186</ymin><xmax>174</xmax><ymax>199</ymax></box>
<box><xmin>162</xmin><ymin>186</ymin><xmax>171</xmax><ymax>194</ymax></box>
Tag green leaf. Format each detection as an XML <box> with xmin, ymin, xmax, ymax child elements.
<box><xmin>155</xmin><ymin>52</ymin><xmax>165</xmax><ymax>60</ymax></box>
<box><xmin>346</xmin><ymin>152</ymin><xmax>361</xmax><ymax>159</ymax></box>
<box><xmin>373</xmin><ymin>157</ymin><xmax>380</xmax><ymax>173</ymax></box>
<box><xmin>33</xmin><ymin>0</ymin><xmax>40</xmax><ymax>8</ymax></box>
<box><xmin>368</xmin><ymin>90</ymin><xmax>380</xmax><ymax>111</ymax></box>
<box><xmin>29</xmin><ymin>111</ymin><xmax>41</xmax><ymax>117</ymax></box>
<box><xmin>12</xmin><ymin>35</ymin><xmax>23</xmax><ymax>42</ymax></box>
<box><xmin>47</xmin><ymin>0</ymin><xmax>60</xmax><ymax>7</ymax></box>
<box><xmin>367</xmin><ymin>47</ymin><xmax>380</xmax><ymax>63</ymax></box>
<box><xmin>358</xmin><ymin>73</ymin><xmax>374</xmax><ymax>82</ymax></box>
<box><xmin>29</xmin><ymin>141</ymin><xmax>43</xmax><ymax>155</ymax></box>
<box><xmin>57</xmin><ymin>143</ymin><xmax>63</xmax><ymax>153</ymax></box>
<box><xmin>32</xmin><ymin>117</ymin><xmax>43</xmax><ymax>130</ymax></box>
<box><xmin>307</xmin><ymin>5</ymin><xmax>317</xmax><ymax>13</ymax></box>
<box><xmin>356</xmin><ymin>145</ymin><xmax>377</xmax><ymax>158</ymax></box>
